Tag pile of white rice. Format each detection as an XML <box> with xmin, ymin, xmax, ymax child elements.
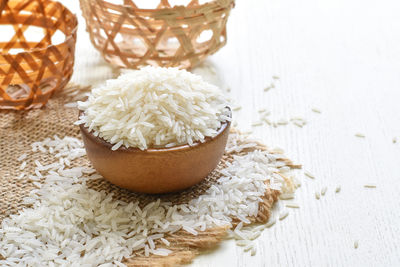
<box><xmin>76</xmin><ymin>67</ymin><xmax>231</xmax><ymax>150</ymax></box>
<box><xmin>0</xmin><ymin>133</ymin><xmax>295</xmax><ymax>266</ymax></box>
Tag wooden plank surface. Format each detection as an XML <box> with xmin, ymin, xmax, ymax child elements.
<box><xmin>62</xmin><ymin>0</ymin><xmax>400</xmax><ymax>266</ymax></box>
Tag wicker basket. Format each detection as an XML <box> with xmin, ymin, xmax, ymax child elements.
<box><xmin>0</xmin><ymin>0</ymin><xmax>77</xmax><ymax>110</ymax></box>
<box><xmin>79</xmin><ymin>0</ymin><xmax>234</xmax><ymax>69</ymax></box>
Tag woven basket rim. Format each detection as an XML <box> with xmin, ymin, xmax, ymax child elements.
<box><xmin>0</xmin><ymin>31</ymin><xmax>77</xmax><ymax>58</ymax></box>
<box><xmin>0</xmin><ymin>0</ymin><xmax>78</xmax><ymax>58</ymax></box>
<box><xmin>87</xmin><ymin>0</ymin><xmax>234</xmax><ymax>13</ymax></box>
<box><xmin>80</xmin><ymin>0</ymin><xmax>234</xmax><ymax>69</ymax></box>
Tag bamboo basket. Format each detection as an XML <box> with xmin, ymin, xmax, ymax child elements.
<box><xmin>79</xmin><ymin>0</ymin><xmax>235</xmax><ymax>69</ymax></box>
<box><xmin>0</xmin><ymin>0</ymin><xmax>77</xmax><ymax>110</ymax></box>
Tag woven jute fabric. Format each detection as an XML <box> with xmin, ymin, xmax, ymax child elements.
<box><xmin>79</xmin><ymin>0</ymin><xmax>234</xmax><ymax>69</ymax></box>
<box><xmin>0</xmin><ymin>0</ymin><xmax>77</xmax><ymax>110</ymax></box>
<box><xmin>0</xmin><ymin>84</ymin><xmax>297</xmax><ymax>266</ymax></box>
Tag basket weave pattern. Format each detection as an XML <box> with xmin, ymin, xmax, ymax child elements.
<box><xmin>80</xmin><ymin>0</ymin><xmax>234</xmax><ymax>69</ymax></box>
<box><xmin>0</xmin><ymin>0</ymin><xmax>77</xmax><ymax>110</ymax></box>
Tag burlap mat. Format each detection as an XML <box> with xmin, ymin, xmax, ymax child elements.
<box><xmin>0</xmin><ymin>84</ymin><xmax>299</xmax><ymax>266</ymax></box>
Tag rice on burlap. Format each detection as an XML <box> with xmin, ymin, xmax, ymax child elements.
<box><xmin>0</xmin><ymin>84</ymin><xmax>299</xmax><ymax>266</ymax></box>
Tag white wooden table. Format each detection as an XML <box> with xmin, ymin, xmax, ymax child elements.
<box><xmin>62</xmin><ymin>0</ymin><xmax>400</xmax><ymax>266</ymax></box>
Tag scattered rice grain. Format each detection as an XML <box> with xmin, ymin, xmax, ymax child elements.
<box><xmin>277</xmin><ymin>119</ymin><xmax>288</xmax><ymax>125</ymax></box>
<box><xmin>64</xmin><ymin>102</ymin><xmax>78</xmax><ymax>108</ymax></box>
<box><xmin>160</xmin><ymin>238</ymin><xmax>170</xmax><ymax>247</ymax></box>
<box><xmin>265</xmin><ymin>218</ymin><xmax>276</xmax><ymax>228</ymax></box>
<box><xmin>250</xmin><ymin>247</ymin><xmax>257</xmax><ymax>256</ymax></box>
<box><xmin>279</xmin><ymin>193</ymin><xmax>294</xmax><ymax>200</ymax></box>
<box><xmin>17</xmin><ymin>153</ymin><xmax>27</xmax><ymax>162</ymax></box>
<box><xmin>304</xmin><ymin>171</ymin><xmax>315</xmax><ymax>179</ymax></box>
<box><xmin>263</xmin><ymin>118</ymin><xmax>272</xmax><ymax>125</ymax></box>
<box><xmin>285</xmin><ymin>203</ymin><xmax>300</xmax><ymax>209</ymax></box>
<box><xmin>251</xmin><ymin>121</ymin><xmax>263</xmax><ymax>127</ymax></box>
<box><xmin>243</xmin><ymin>244</ymin><xmax>254</xmax><ymax>252</ymax></box>
<box><xmin>321</xmin><ymin>186</ymin><xmax>327</xmax><ymax>196</ymax></box>
<box><xmin>311</xmin><ymin>107</ymin><xmax>321</xmax><ymax>114</ymax></box>
<box><xmin>279</xmin><ymin>210</ymin><xmax>289</xmax><ymax>221</ymax></box>
<box><xmin>293</xmin><ymin>121</ymin><xmax>304</xmax><ymax>128</ymax></box>
<box><xmin>19</xmin><ymin>161</ymin><xmax>27</xmax><ymax>170</ymax></box>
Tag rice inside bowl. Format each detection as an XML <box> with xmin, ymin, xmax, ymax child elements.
<box><xmin>76</xmin><ymin>66</ymin><xmax>231</xmax><ymax>150</ymax></box>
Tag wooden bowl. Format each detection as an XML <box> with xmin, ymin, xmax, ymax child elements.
<box><xmin>79</xmin><ymin>115</ymin><xmax>231</xmax><ymax>194</ymax></box>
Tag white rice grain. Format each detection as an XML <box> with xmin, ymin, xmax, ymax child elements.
<box><xmin>279</xmin><ymin>210</ymin><xmax>289</xmax><ymax>221</ymax></box>
<box><xmin>111</xmin><ymin>140</ymin><xmax>124</xmax><ymax>151</ymax></box>
<box><xmin>251</xmin><ymin>121</ymin><xmax>263</xmax><ymax>127</ymax></box>
<box><xmin>279</xmin><ymin>193</ymin><xmax>294</xmax><ymax>200</ymax></box>
<box><xmin>182</xmin><ymin>226</ymin><xmax>198</xmax><ymax>236</ymax></box>
<box><xmin>304</xmin><ymin>171</ymin><xmax>315</xmax><ymax>179</ymax></box>
<box><xmin>250</xmin><ymin>247</ymin><xmax>257</xmax><ymax>256</ymax></box>
<box><xmin>311</xmin><ymin>107</ymin><xmax>321</xmax><ymax>114</ymax></box>
<box><xmin>277</xmin><ymin>119</ymin><xmax>288</xmax><ymax>125</ymax></box>
<box><xmin>64</xmin><ymin>102</ymin><xmax>78</xmax><ymax>108</ymax></box>
<box><xmin>335</xmin><ymin>186</ymin><xmax>341</xmax><ymax>193</ymax></box>
<box><xmin>292</xmin><ymin>121</ymin><xmax>304</xmax><ymax>128</ymax></box>
<box><xmin>19</xmin><ymin>161</ymin><xmax>27</xmax><ymax>171</ymax></box>
<box><xmin>285</xmin><ymin>203</ymin><xmax>300</xmax><ymax>209</ymax></box>
<box><xmin>17</xmin><ymin>154</ymin><xmax>27</xmax><ymax>162</ymax></box>
<box><xmin>160</xmin><ymin>238</ymin><xmax>170</xmax><ymax>247</ymax></box>
<box><xmin>321</xmin><ymin>186</ymin><xmax>327</xmax><ymax>196</ymax></box>
<box><xmin>265</xmin><ymin>218</ymin><xmax>276</xmax><ymax>228</ymax></box>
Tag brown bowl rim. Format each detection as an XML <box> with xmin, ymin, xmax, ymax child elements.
<box><xmin>0</xmin><ymin>0</ymin><xmax>78</xmax><ymax>57</ymax></box>
<box><xmin>79</xmin><ymin>107</ymin><xmax>231</xmax><ymax>154</ymax></box>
